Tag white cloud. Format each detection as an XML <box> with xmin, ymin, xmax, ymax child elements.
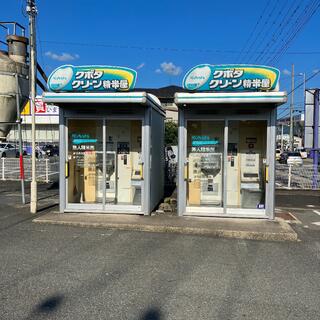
<box><xmin>45</xmin><ymin>51</ymin><xmax>80</xmax><ymax>61</ymax></box>
<box><xmin>313</xmin><ymin>68</ymin><xmax>320</xmax><ymax>73</ymax></box>
<box><xmin>282</xmin><ymin>69</ymin><xmax>291</xmax><ymax>76</ymax></box>
<box><xmin>136</xmin><ymin>62</ymin><xmax>145</xmax><ymax>70</ymax></box>
<box><xmin>157</xmin><ymin>62</ymin><xmax>182</xmax><ymax>76</ymax></box>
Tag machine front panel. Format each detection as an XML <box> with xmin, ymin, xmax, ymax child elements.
<box><xmin>186</xmin><ymin>121</ymin><xmax>224</xmax><ymax>208</ymax></box>
<box><xmin>226</xmin><ymin>120</ymin><xmax>267</xmax><ymax>210</ymax></box>
<box><xmin>184</xmin><ymin>119</ymin><xmax>268</xmax><ymax>215</ymax></box>
<box><xmin>67</xmin><ymin>119</ymin><xmax>103</xmax><ymax>205</ymax></box>
<box><xmin>66</xmin><ymin>118</ymin><xmax>143</xmax><ymax>210</ymax></box>
<box><xmin>105</xmin><ymin>120</ymin><xmax>142</xmax><ymax>206</ymax></box>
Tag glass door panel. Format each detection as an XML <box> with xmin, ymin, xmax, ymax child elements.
<box><xmin>186</xmin><ymin>121</ymin><xmax>224</xmax><ymax>208</ymax></box>
<box><xmin>105</xmin><ymin>120</ymin><xmax>142</xmax><ymax>206</ymax></box>
<box><xmin>67</xmin><ymin>119</ymin><xmax>103</xmax><ymax>204</ymax></box>
<box><xmin>226</xmin><ymin>120</ymin><xmax>267</xmax><ymax>210</ymax></box>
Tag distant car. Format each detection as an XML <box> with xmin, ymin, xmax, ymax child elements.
<box><xmin>0</xmin><ymin>143</ymin><xmax>17</xmax><ymax>158</ymax></box>
<box><xmin>276</xmin><ymin>149</ymin><xmax>281</xmax><ymax>161</ymax></box>
<box><xmin>287</xmin><ymin>152</ymin><xmax>303</xmax><ymax>166</ymax></box>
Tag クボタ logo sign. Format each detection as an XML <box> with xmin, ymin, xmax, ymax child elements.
<box><xmin>183</xmin><ymin>64</ymin><xmax>280</xmax><ymax>92</ymax></box>
<box><xmin>47</xmin><ymin>65</ymin><xmax>137</xmax><ymax>92</ymax></box>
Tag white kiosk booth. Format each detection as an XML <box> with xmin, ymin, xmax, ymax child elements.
<box><xmin>175</xmin><ymin>64</ymin><xmax>287</xmax><ymax>219</ymax></box>
<box><xmin>43</xmin><ymin>65</ymin><xmax>165</xmax><ymax>215</ymax></box>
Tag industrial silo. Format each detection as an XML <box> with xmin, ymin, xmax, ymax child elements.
<box><xmin>0</xmin><ymin>23</ymin><xmax>29</xmax><ymax>141</ymax></box>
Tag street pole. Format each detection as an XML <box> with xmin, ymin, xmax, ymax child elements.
<box><xmin>15</xmin><ymin>74</ymin><xmax>25</xmax><ymax>204</ymax></box>
<box><xmin>289</xmin><ymin>64</ymin><xmax>294</xmax><ymax>151</ymax></box>
<box><xmin>281</xmin><ymin>123</ymin><xmax>284</xmax><ymax>152</ymax></box>
<box><xmin>313</xmin><ymin>89</ymin><xmax>319</xmax><ymax>190</ymax></box>
<box><xmin>27</xmin><ymin>0</ymin><xmax>37</xmax><ymax>213</ymax></box>
<box><xmin>302</xmin><ymin>72</ymin><xmax>306</xmax><ymax>147</ymax></box>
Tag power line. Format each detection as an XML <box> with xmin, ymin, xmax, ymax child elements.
<box><xmin>267</xmin><ymin>0</ymin><xmax>320</xmax><ymax>64</ymax></box>
<box><xmin>259</xmin><ymin>0</ymin><xmax>302</xmax><ymax>64</ymax></box>
<box><xmin>277</xmin><ymin>68</ymin><xmax>320</xmax><ymax>119</ymax></box>
<box><xmin>240</xmin><ymin>0</ymin><xmax>278</xmax><ymax>63</ymax></box>
<box><xmin>245</xmin><ymin>0</ymin><xmax>279</xmax><ymax>63</ymax></box>
<box><xmin>254</xmin><ymin>0</ymin><xmax>292</xmax><ymax>63</ymax></box>
<box><xmin>269</xmin><ymin>0</ymin><xmax>319</xmax><ymax>64</ymax></box>
<box><xmin>39</xmin><ymin>40</ymin><xmax>320</xmax><ymax>55</ymax></box>
<box><xmin>287</xmin><ymin>69</ymin><xmax>320</xmax><ymax>95</ymax></box>
<box><xmin>235</xmin><ymin>2</ymin><xmax>270</xmax><ymax>62</ymax></box>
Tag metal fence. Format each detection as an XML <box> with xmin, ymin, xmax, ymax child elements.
<box><xmin>1</xmin><ymin>157</ymin><xmax>59</xmax><ymax>182</ymax></box>
<box><xmin>276</xmin><ymin>164</ymin><xmax>320</xmax><ymax>190</ymax></box>
<box><xmin>165</xmin><ymin>161</ymin><xmax>177</xmax><ymax>186</ymax></box>
<box><xmin>1</xmin><ymin>156</ymin><xmax>318</xmax><ymax>190</ymax></box>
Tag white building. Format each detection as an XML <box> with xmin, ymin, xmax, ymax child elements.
<box><xmin>7</xmin><ymin>96</ymin><xmax>59</xmax><ymax>143</ymax></box>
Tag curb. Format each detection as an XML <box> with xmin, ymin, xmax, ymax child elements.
<box><xmin>33</xmin><ymin>218</ymin><xmax>298</xmax><ymax>242</ymax></box>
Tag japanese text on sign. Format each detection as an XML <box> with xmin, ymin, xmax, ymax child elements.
<box><xmin>209</xmin><ymin>69</ymin><xmax>271</xmax><ymax>90</ymax></box>
<box><xmin>183</xmin><ymin>64</ymin><xmax>280</xmax><ymax>92</ymax></box>
<box><xmin>71</xmin><ymin>70</ymin><xmax>129</xmax><ymax>90</ymax></box>
<box><xmin>47</xmin><ymin>65</ymin><xmax>137</xmax><ymax>92</ymax></box>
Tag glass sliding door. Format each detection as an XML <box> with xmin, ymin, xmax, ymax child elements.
<box><xmin>226</xmin><ymin>120</ymin><xmax>267</xmax><ymax>211</ymax></box>
<box><xmin>105</xmin><ymin>120</ymin><xmax>142</xmax><ymax>206</ymax></box>
<box><xmin>186</xmin><ymin>121</ymin><xmax>224</xmax><ymax>208</ymax></box>
<box><xmin>67</xmin><ymin>119</ymin><xmax>103</xmax><ymax>205</ymax></box>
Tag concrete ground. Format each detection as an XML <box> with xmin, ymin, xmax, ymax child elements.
<box><xmin>0</xmin><ymin>181</ymin><xmax>320</xmax><ymax>319</ymax></box>
<box><xmin>33</xmin><ymin>212</ymin><xmax>297</xmax><ymax>241</ymax></box>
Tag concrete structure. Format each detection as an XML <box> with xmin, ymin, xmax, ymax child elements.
<box><xmin>175</xmin><ymin>91</ymin><xmax>287</xmax><ymax>219</ymax></box>
<box><xmin>43</xmin><ymin>91</ymin><xmax>165</xmax><ymax>215</ymax></box>
<box><xmin>0</xmin><ymin>24</ymin><xmax>29</xmax><ymax>140</ymax></box>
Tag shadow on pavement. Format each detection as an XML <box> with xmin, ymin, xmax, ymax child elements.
<box><xmin>25</xmin><ymin>294</ymin><xmax>64</xmax><ymax>319</ymax></box>
<box><xmin>140</xmin><ymin>307</ymin><xmax>162</xmax><ymax>320</ymax></box>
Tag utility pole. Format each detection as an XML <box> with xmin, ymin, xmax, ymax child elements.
<box><xmin>281</xmin><ymin>123</ymin><xmax>284</xmax><ymax>151</ymax></box>
<box><xmin>26</xmin><ymin>0</ymin><xmax>37</xmax><ymax>213</ymax></box>
<box><xmin>15</xmin><ymin>74</ymin><xmax>25</xmax><ymax>204</ymax></box>
<box><xmin>301</xmin><ymin>72</ymin><xmax>306</xmax><ymax>147</ymax></box>
<box><xmin>289</xmin><ymin>64</ymin><xmax>294</xmax><ymax>151</ymax></box>
<box><xmin>313</xmin><ymin>89</ymin><xmax>319</xmax><ymax>190</ymax></box>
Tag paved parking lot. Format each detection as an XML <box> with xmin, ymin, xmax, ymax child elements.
<box><xmin>0</xmin><ymin>182</ymin><xmax>319</xmax><ymax>320</ymax></box>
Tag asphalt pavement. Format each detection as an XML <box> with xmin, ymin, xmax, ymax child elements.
<box><xmin>0</xmin><ymin>182</ymin><xmax>320</xmax><ymax>320</ymax></box>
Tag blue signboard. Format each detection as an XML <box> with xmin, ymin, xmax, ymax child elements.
<box><xmin>191</xmin><ymin>135</ymin><xmax>220</xmax><ymax>152</ymax></box>
<box><xmin>47</xmin><ymin>65</ymin><xmax>137</xmax><ymax>92</ymax></box>
<box><xmin>183</xmin><ymin>64</ymin><xmax>280</xmax><ymax>92</ymax></box>
<box><xmin>191</xmin><ymin>136</ymin><xmax>219</xmax><ymax>146</ymax></box>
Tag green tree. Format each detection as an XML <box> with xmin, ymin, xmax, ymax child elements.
<box><xmin>165</xmin><ymin>121</ymin><xmax>178</xmax><ymax>146</ymax></box>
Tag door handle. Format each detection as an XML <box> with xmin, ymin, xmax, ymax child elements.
<box><xmin>140</xmin><ymin>162</ymin><xmax>144</xmax><ymax>180</ymax></box>
<box><xmin>184</xmin><ymin>162</ymin><xmax>189</xmax><ymax>181</ymax></box>
<box><xmin>265</xmin><ymin>165</ymin><xmax>269</xmax><ymax>183</ymax></box>
<box><xmin>65</xmin><ymin>162</ymin><xmax>69</xmax><ymax>178</ymax></box>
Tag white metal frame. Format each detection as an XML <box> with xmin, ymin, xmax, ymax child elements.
<box><xmin>179</xmin><ymin>113</ymin><xmax>271</xmax><ymax>218</ymax></box>
<box><xmin>64</xmin><ymin>115</ymin><xmax>145</xmax><ymax>214</ymax></box>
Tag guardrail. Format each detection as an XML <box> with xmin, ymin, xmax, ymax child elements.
<box><xmin>276</xmin><ymin>164</ymin><xmax>320</xmax><ymax>190</ymax></box>
<box><xmin>1</xmin><ymin>157</ymin><xmax>59</xmax><ymax>183</ymax></box>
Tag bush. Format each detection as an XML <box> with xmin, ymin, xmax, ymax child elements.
<box><xmin>165</xmin><ymin>121</ymin><xmax>178</xmax><ymax>146</ymax></box>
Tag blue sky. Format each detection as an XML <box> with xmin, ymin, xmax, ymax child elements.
<box><xmin>2</xmin><ymin>0</ymin><xmax>320</xmax><ymax>118</ymax></box>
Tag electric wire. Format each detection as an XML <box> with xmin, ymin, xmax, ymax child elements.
<box><xmin>259</xmin><ymin>0</ymin><xmax>302</xmax><ymax>64</ymax></box>
<box><xmin>245</xmin><ymin>0</ymin><xmax>280</xmax><ymax>63</ymax></box>
<box><xmin>275</xmin><ymin>0</ymin><xmax>320</xmax><ymax>61</ymax></box>
<box><xmin>254</xmin><ymin>0</ymin><xmax>292</xmax><ymax>63</ymax></box>
<box><xmin>240</xmin><ymin>1</ymin><xmax>277</xmax><ymax>63</ymax></box>
<box><xmin>277</xmin><ymin>69</ymin><xmax>320</xmax><ymax>119</ymax></box>
<box><xmin>235</xmin><ymin>2</ymin><xmax>270</xmax><ymax>62</ymax></box>
<box><xmin>267</xmin><ymin>0</ymin><xmax>320</xmax><ymax>64</ymax></box>
<box><xmin>39</xmin><ymin>40</ymin><xmax>320</xmax><ymax>55</ymax></box>
<box><xmin>269</xmin><ymin>0</ymin><xmax>319</xmax><ymax>64</ymax></box>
